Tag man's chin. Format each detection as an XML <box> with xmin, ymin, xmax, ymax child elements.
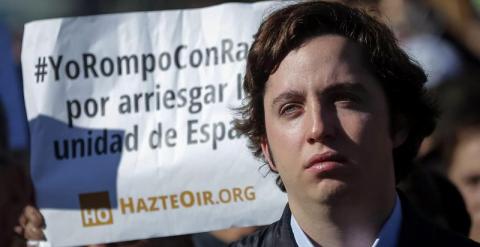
<box><xmin>309</xmin><ymin>179</ymin><xmax>351</xmax><ymax>204</ymax></box>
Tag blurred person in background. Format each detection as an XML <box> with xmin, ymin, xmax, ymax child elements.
<box><xmin>333</xmin><ymin>0</ymin><xmax>479</xmax><ymax>88</ymax></box>
<box><xmin>0</xmin><ymin>21</ymin><xmax>29</xmax><ymax>154</ymax></box>
<box><xmin>375</xmin><ymin>0</ymin><xmax>480</xmax><ymax>239</ymax></box>
<box><xmin>0</xmin><ymin>104</ymin><xmax>34</xmax><ymax>246</ymax></box>
<box><xmin>378</xmin><ymin>0</ymin><xmax>462</xmax><ymax>88</ymax></box>
<box><xmin>421</xmin><ymin>0</ymin><xmax>480</xmax><ymax>63</ymax></box>
<box><xmin>430</xmin><ymin>73</ymin><xmax>480</xmax><ymax>243</ymax></box>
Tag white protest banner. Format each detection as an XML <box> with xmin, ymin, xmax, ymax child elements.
<box><xmin>21</xmin><ymin>2</ymin><xmax>287</xmax><ymax>246</ymax></box>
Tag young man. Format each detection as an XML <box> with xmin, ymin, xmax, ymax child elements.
<box><xmin>232</xmin><ymin>1</ymin><xmax>479</xmax><ymax>246</ymax></box>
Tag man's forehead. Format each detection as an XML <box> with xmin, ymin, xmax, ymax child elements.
<box><xmin>292</xmin><ymin>35</ymin><xmax>367</xmax><ymax>64</ymax></box>
<box><xmin>264</xmin><ymin>35</ymin><xmax>373</xmax><ymax>91</ymax></box>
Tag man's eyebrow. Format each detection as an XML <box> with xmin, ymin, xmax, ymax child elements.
<box><xmin>271</xmin><ymin>90</ymin><xmax>305</xmax><ymax>107</ymax></box>
<box><xmin>321</xmin><ymin>82</ymin><xmax>369</xmax><ymax>96</ymax></box>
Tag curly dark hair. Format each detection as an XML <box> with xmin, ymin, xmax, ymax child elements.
<box><xmin>234</xmin><ymin>1</ymin><xmax>436</xmax><ymax>191</ymax></box>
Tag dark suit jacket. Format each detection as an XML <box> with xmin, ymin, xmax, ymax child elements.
<box><xmin>230</xmin><ymin>198</ymin><xmax>480</xmax><ymax>247</ymax></box>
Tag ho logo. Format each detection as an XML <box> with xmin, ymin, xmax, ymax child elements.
<box><xmin>79</xmin><ymin>191</ymin><xmax>113</xmax><ymax>227</ymax></box>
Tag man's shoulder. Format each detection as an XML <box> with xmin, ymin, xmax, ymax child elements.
<box><xmin>229</xmin><ymin>206</ymin><xmax>297</xmax><ymax>247</ymax></box>
<box><xmin>230</xmin><ymin>199</ymin><xmax>480</xmax><ymax>247</ymax></box>
<box><xmin>398</xmin><ymin>196</ymin><xmax>480</xmax><ymax>247</ymax></box>
<box><xmin>399</xmin><ymin>217</ymin><xmax>480</xmax><ymax>247</ymax></box>
<box><xmin>228</xmin><ymin>224</ymin><xmax>277</xmax><ymax>247</ymax></box>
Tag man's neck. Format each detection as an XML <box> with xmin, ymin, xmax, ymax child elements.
<box><xmin>288</xmin><ymin>190</ymin><xmax>396</xmax><ymax>247</ymax></box>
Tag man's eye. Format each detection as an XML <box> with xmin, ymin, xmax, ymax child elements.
<box><xmin>279</xmin><ymin>103</ymin><xmax>302</xmax><ymax>116</ymax></box>
<box><xmin>333</xmin><ymin>93</ymin><xmax>362</xmax><ymax>106</ymax></box>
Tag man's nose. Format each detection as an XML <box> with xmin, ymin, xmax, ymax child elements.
<box><xmin>306</xmin><ymin>105</ymin><xmax>335</xmax><ymax>144</ymax></box>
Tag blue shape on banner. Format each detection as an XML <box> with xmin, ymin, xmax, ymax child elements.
<box><xmin>29</xmin><ymin>115</ymin><xmax>122</xmax><ymax>209</ymax></box>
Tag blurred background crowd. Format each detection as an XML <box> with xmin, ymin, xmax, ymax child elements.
<box><xmin>1</xmin><ymin>0</ymin><xmax>480</xmax><ymax>246</ymax></box>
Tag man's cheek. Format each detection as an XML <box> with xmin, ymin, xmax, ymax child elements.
<box><xmin>357</xmin><ymin>119</ymin><xmax>390</xmax><ymax>146</ymax></box>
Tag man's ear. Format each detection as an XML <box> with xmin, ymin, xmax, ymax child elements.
<box><xmin>392</xmin><ymin>115</ymin><xmax>409</xmax><ymax>148</ymax></box>
<box><xmin>261</xmin><ymin>137</ymin><xmax>277</xmax><ymax>172</ymax></box>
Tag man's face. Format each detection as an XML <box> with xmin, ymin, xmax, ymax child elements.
<box><xmin>261</xmin><ymin>35</ymin><xmax>399</xmax><ymax>205</ymax></box>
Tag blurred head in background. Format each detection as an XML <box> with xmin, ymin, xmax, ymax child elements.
<box><xmin>433</xmin><ymin>73</ymin><xmax>480</xmax><ymax>242</ymax></box>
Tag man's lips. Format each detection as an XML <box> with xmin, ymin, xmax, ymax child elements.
<box><xmin>305</xmin><ymin>151</ymin><xmax>348</xmax><ymax>173</ymax></box>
